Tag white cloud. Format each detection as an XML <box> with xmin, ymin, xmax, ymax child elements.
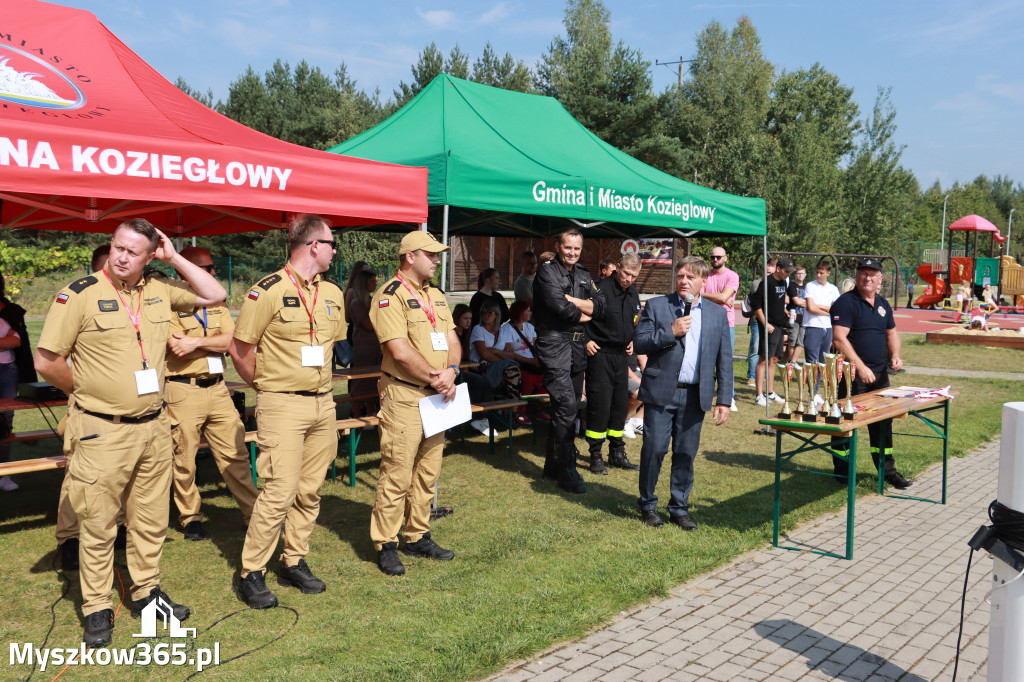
<box><xmin>417</xmin><ymin>8</ymin><xmax>458</xmax><ymax>29</ymax></box>
<box><xmin>480</xmin><ymin>3</ymin><xmax>510</xmax><ymax>24</ymax></box>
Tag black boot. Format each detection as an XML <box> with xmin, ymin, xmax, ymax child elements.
<box><xmin>558</xmin><ymin>441</ymin><xmax>586</xmax><ymax>494</ymax></box>
<box><xmin>607</xmin><ymin>438</ymin><xmax>639</xmax><ymax>471</ymax></box>
<box><xmin>543</xmin><ymin>430</ymin><xmax>559</xmax><ymax>480</ymax></box>
<box><xmin>586</xmin><ymin>437</ymin><xmax>608</xmax><ymax>475</ymax></box>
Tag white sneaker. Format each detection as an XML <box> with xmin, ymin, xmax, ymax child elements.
<box><xmin>755</xmin><ymin>394</ymin><xmax>767</xmax><ymax>407</ymax></box>
<box><xmin>0</xmin><ymin>476</ymin><xmax>18</xmax><ymax>492</ymax></box>
<box><xmin>730</xmin><ymin>399</ymin><xmax>738</xmax><ymax>412</ymax></box>
<box><xmin>768</xmin><ymin>392</ymin><xmax>785</xmax><ymax>404</ymax></box>
<box><xmin>622</xmin><ymin>423</ymin><xmax>636</xmax><ymax>439</ymax></box>
<box><xmin>470</xmin><ymin>419</ymin><xmax>493</xmax><ymax>437</ymax></box>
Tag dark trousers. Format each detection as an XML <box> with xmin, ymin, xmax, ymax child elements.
<box><xmin>831</xmin><ymin>370</ymin><xmax>894</xmax><ymax>476</ymax></box>
<box><xmin>537</xmin><ymin>335</ymin><xmax>587</xmax><ymax>470</ymax></box>
<box><xmin>584</xmin><ymin>351</ymin><xmax>628</xmax><ymax>440</ymax></box>
<box><xmin>638</xmin><ymin>384</ymin><xmax>705</xmax><ymax>516</ymax></box>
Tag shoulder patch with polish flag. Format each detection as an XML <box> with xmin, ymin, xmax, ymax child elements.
<box><xmin>248</xmin><ymin>290</ymin><xmax>260</xmax><ymax>301</ymax></box>
<box><xmin>379</xmin><ymin>298</ymin><xmax>390</xmax><ymax>308</ymax></box>
<box><xmin>56</xmin><ymin>293</ymin><xmax>69</xmax><ymax>304</ymax></box>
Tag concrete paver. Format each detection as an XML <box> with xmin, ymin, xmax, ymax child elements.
<box><xmin>492</xmin><ymin>439</ymin><xmax>1000</xmax><ymax>681</ymax></box>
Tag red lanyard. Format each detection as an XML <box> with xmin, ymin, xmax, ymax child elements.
<box><xmin>396</xmin><ymin>272</ymin><xmax>436</xmax><ymax>329</ymax></box>
<box><xmin>102</xmin><ymin>269</ymin><xmax>149</xmax><ymax>370</ymax></box>
<box><xmin>284</xmin><ymin>267</ymin><xmax>319</xmax><ymax>344</ymax></box>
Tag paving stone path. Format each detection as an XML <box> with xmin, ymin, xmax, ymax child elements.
<box><xmin>492</xmin><ymin>439</ymin><xmax>1001</xmax><ymax>681</ymax></box>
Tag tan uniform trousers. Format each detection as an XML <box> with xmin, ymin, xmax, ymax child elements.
<box><xmin>166</xmin><ymin>380</ymin><xmax>258</xmax><ymax>527</ymax></box>
<box><xmin>370</xmin><ymin>376</ymin><xmax>445</xmax><ymax>551</ymax></box>
<box><xmin>64</xmin><ymin>407</ymin><xmax>173</xmax><ymax>616</ymax></box>
<box><xmin>240</xmin><ymin>391</ymin><xmax>336</xmax><ymax>578</ymax></box>
<box><xmin>55</xmin><ymin>413</ymin><xmax>126</xmax><ymax>544</ymax></box>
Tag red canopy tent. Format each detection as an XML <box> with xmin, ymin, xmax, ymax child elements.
<box><xmin>0</xmin><ymin>0</ymin><xmax>427</xmax><ymax>236</ymax></box>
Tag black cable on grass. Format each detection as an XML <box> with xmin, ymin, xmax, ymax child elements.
<box><xmin>23</xmin><ymin>554</ymin><xmax>73</xmax><ymax>682</ymax></box>
<box><xmin>183</xmin><ymin>606</ymin><xmax>300</xmax><ymax>680</ymax></box>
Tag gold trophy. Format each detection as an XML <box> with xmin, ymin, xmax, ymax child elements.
<box><xmin>802</xmin><ymin>362</ymin><xmax>818</xmax><ymax>422</ymax></box>
<box><xmin>778</xmin><ymin>363</ymin><xmax>793</xmax><ymax>419</ymax></box>
<box><xmin>793</xmin><ymin>362</ymin><xmax>805</xmax><ymax>415</ymax></box>
<box><xmin>824</xmin><ymin>354</ymin><xmax>842</xmax><ymax>424</ymax></box>
<box><xmin>842</xmin><ymin>360</ymin><xmax>856</xmax><ymax>420</ymax></box>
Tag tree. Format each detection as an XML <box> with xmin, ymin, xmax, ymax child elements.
<box><xmin>393</xmin><ymin>43</ymin><xmax>472</xmax><ymax>107</ymax></box>
<box><xmin>471</xmin><ymin>43</ymin><xmax>532</xmax><ymax>92</ymax></box>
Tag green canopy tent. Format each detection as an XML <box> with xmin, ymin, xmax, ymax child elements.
<box><xmin>328</xmin><ymin>74</ymin><xmax>766</xmax><ymax>284</ymax></box>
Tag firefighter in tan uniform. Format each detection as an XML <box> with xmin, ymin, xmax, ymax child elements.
<box><xmin>34</xmin><ymin>219</ymin><xmax>226</xmax><ymax>648</ymax></box>
<box><xmin>166</xmin><ymin>247</ymin><xmax>258</xmax><ymax>541</ymax></box>
<box><xmin>371</xmin><ymin>231</ymin><xmax>461</xmax><ymax>577</ymax></box>
<box><xmin>229</xmin><ymin>215</ymin><xmax>345</xmax><ymax>609</ymax></box>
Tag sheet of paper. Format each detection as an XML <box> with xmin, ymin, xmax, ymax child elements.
<box><xmin>419</xmin><ymin>383</ymin><xmax>472</xmax><ymax>438</ymax></box>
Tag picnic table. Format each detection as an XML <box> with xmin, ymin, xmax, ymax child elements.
<box><xmin>759</xmin><ymin>386</ymin><xmax>952</xmax><ymax>560</ymax></box>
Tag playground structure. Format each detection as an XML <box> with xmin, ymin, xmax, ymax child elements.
<box><xmin>914</xmin><ymin>214</ymin><xmax>1024</xmax><ymax>317</ymax></box>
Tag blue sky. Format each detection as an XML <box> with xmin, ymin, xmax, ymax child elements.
<box><xmin>56</xmin><ymin>0</ymin><xmax>1024</xmax><ymax>192</ymax></box>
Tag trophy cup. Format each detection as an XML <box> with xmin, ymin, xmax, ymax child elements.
<box><xmin>802</xmin><ymin>363</ymin><xmax>818</xmax><ymax>422</ymax></box>
<box><xmin>824</xmin><ymin>354</ymin><xmax>842</xmax><ymax>424</ymax></box>
<box><xmin>793</xmin><ymin>362</ymin><xmax>805</xmax><ymax>415</ymax></box>
<box><xmin>778</xmin><ymin>363</ymin><xmax>793</xmax><ymax>419</ymax></box>
<box><xmin>842</xmin><ymin>360</ymin><xmax>856</xmax><ymax>420</ymax></box>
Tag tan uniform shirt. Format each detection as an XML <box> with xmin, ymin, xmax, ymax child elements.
<box><xmin>370</xmin><ymin>274</ymin><xmax>455</xmax><ymax>385</ymax></box>
<box><xmin>38</xmin><ymin>268</ymin><xmax>197</xmax><ymax>417</ymax></box>
<box><xmin>233</xmin><ymin>266</ymin><xmax>345</xmax><ymax>393</ymax></box>
<box><xmin>166</xmin><ymin>302</ymin><xmax>234</xmax><ymax>377</ymax></box>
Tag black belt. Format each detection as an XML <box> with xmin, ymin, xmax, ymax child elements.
<box><xmin>167</xmin><ymin>375</ymin><xmax>223</xmax><ymax>388</ymax></box>
<box><xmin>382</xmin><ymin>371</ymin><xmax>428</xmax><ymax>390</ymax></box>
<box><xmin>280</xmin><ymin>390</ymin><xmax>332</xmax><ymax>397</ymax></box>
<box><xmin>83</xmin><ymin>406</ymin><xmax>164</xmax><ymax>424</ymax></box>
<box><xmin>538</xmin><ymin>329</ymin><xmax>588</xmax><ymax>343</ymax></box>
<box><xmin>677</xmin><ymin>382</ymin><xmax>699</xmax><ymax>388</ymax></box>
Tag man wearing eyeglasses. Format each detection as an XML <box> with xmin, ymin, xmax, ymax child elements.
<box><xmin>164</xmin><ymin>247</ymin><xmax>257</xmax><ymax>543</ymax></box>
<box><xmin>229</xmin><ymin>215</ymin><xmax>346</xmax><ymax>609</ymax></box>
<box><xmin>701</xmin><ymin>247</ymin><xmax>739</xmax><ymax>411</ymax></box>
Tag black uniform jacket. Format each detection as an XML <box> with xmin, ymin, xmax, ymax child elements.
<box><xmin>532</xmin><ymin>258</ymin><xmax>605</xmax><ymax>334</ymax></box>
<box><xmin>586</xmin><ymin>277</ymin><xmax>640</xmax><ymax>352</ymax></box>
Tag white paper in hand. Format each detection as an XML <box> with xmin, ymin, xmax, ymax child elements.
<box><xmin>419</xmin><ymin>383</ymin><xmax>472</xmax><ymax>438</ymax></box>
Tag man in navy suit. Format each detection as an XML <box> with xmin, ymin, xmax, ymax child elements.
<box><xmin>634</xmin><ymin>256</ymin><xmax>733</xmax><ymax>530</ymax></box>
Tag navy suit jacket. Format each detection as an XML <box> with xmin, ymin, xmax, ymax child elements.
<box><xmin>633</xmin><ymin>293</ymin><xmax>733</xmax><ymax>412</ymax></box>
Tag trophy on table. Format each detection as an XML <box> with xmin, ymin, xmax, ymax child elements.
<box><xmin>824</xmin><ymin>354</ymin><xmax>842</xmax><ymax>424</ymax></box>
<box><xmin>842</xmin><ymin>360</ymin><xmax>857</xmax><ymax>420</ymax></box>
<box><xmin>778</xmin><ymin>363</ymin><xmax>793</xmax><ymax>419</ymax></box>
<box><xmin>802</xmin><ymin>363</ymin><xmax>818</xmax><ymax>422</ymax></box>
<box><xmin>793</xmin><ymin>362</ymin><xmax>805</xmax><ymax>415</ymax></box>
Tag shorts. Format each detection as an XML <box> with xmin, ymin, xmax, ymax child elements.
<box><xmin>787</xmin><ymin>321</ymin><xmax>806</xmax><ymax>347</ymax></box>
<box><xmin>627</xmin><ymin>375</ymin><xmax>641</xmax><ymax>394</ymax></box>
<box><xmin>758</xmin><ymin>324</ymin><xmax>785</xmax><ymax>359</ymax></box>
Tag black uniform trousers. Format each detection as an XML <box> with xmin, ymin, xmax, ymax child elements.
<box><xmin>536</xmin><ymin>334</ymin><xmax>587</xmax><ymax>470</ymax></box>
<box><xmin>584</xmin><ymin>350</ymin><xmax>628</xmax><ymax>441</ymax></box>
<box><xmin>830</xmin><ymin>370</ymin><xmax>895</xmax><ymax>477</ymax></box>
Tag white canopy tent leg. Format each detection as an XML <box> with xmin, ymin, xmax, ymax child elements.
<box><xmin>441</xmin><ymin>205</ymin><xmax>449</xmax><ymax>290</ymax></box>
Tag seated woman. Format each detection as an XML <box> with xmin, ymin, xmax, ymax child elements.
<box><xmin>467</xmin><ymin>300</ymin><xmax>522</xmax><ymax>435</ymax></box>
<box><xmin>470</xmin><ymin>268</ymin><xmax>510</xmax><ymax>327</ymax></box>
<box><xmin>348</xmin><ymin>270</ymin><xmax>382</xmax><ymax>419</ymax></box>
<box><xmin>497</xmin><ymin>301</ymin><xmax>544</xmax><ymax>425</ymax></box>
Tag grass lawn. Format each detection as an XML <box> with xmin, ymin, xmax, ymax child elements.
<box><xmin>0</xmin><ymin>321</ymin><xmax>1018</xmax><ymax>681</ymax></box>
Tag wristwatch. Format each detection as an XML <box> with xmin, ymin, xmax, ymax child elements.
<box><xmin>448</xmin><ymin>364</ymin><xmax>461</xmax><ymax>377</ymax></box>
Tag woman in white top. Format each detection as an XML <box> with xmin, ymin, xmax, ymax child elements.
<box><xmin>467</xmin><ymin>300</ymin><xmax>522</xmax><ymax>434</ymax></box>
<box><xmin>802</xmin><ymin>262</ymin><xmax>841</xmax><ymax>396</ymax></box>
<box><xmin>498</xmin><ymin>301</ymin><xmax>544</xmax><ymax>422</ymax></box>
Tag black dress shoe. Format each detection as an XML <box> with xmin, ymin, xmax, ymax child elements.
<box><xmin>130</xmin><ymin>586</ymin><xmax>190</xmax><ymax>621</ymax></box>
<box><xmin>403</xmin><ymin>532</ymin><xmax>454</xmax><ymax>561</ymax></box>
<box><xmin>83</xmin><ymin>608</ymin><xmax>114</xmax><ymax>647</ymax></box>
<box><xmin>60</xmin><ymin>538</ymin><xmax>79</xmax><ymax>570</ymax></box>
<box><xmin>885</xmin><ymin>471</ymin><xmax>913</xmax><ymax>490</ymax></box>
<box><xmin>183</xmin><ymin>520</ymin><xmax>205</xmax><ymax>541</ymax></box>
<box><xmin>670</xmin><ymin>514</ymin><xmax>698</xmax><ymax>531</ymax></box>
<box><xmin>239</xmin><ymin>571</ymin><xmax>279</xmax><ymax>609</ymax></box>
<box><xmin>640</xmin><ymin>510</ymin><xmax>664</xmax><ymax>528</ymax></box>
<box><xmin>378</xmin><ymin>542</ymin><xmax>406</xmax><ymax>576</ymax></box>
<box><xmin>279</xmin><ymin>559</ymin><xmax>327</xmax><ymax>593</ymax></box>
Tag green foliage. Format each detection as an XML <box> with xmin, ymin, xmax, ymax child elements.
<box><xmin>471</xmin><ymin>43</ymin><xmax>533</xmax><ymax>92</ymax></box>
<box><xmin>0</xmin><ymin>244</ymin><xmax>93</xmax><ymax>295</ymax></box>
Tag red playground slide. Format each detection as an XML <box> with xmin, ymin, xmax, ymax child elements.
<box><xmin>914</xmin><ymin>264</ymin><xmax>947</xmax><ymax>309</ymax></box>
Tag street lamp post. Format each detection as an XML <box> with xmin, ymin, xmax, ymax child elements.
<box><xmin>940</xmin><ymin>194</ymin><xmax>951</xmax><ymax>271</ymax></box>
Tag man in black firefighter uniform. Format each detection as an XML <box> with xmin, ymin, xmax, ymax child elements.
<box><xmin>584</xmin><ymin>253</ymin><xmax>642</xmax><ymax>474</ymax></box>
<box><xmin>533</xmin><ymin>229</ymin><xmax>605</xmax><ymax>494</ymax></box>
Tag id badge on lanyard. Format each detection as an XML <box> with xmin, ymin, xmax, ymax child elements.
<box><xmin>103</xmin><ymin>270</ymin><xmax>156</xmax><ymax>396</ymax></box>
<box><xmin>285</xmin><ymin>267</ymin><xmax>324</xmax><ymax>367</ymax></box>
